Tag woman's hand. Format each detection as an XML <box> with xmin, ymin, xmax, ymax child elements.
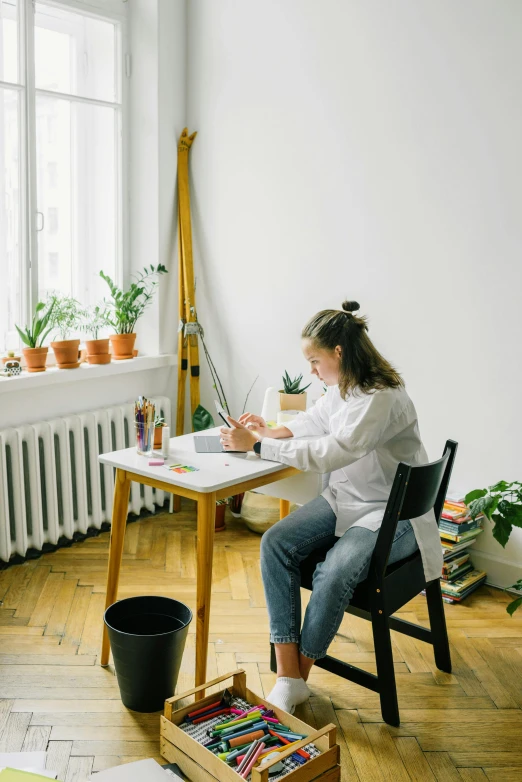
<box><xmin>238</xmin><ymin>412</ymin><xmax>272</xmax><ymax>440</ymax></box>
<box><xmin>238</xmin><ymin>413</ymin><xmax>266</xmax><ymax>429</ymax></box>
<box><xmin>220</xmin><ymin>417</ymin><xmax>259</xmax><ymax>452</ymax></box>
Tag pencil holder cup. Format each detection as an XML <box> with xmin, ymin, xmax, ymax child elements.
<box><xmin>135</xmin><ymin>421</ymin><xmax>154</xmax><ymax>456</ymax></box>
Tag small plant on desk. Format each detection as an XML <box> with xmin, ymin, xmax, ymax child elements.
<box><xmin>280</xmin><ymin>371</ymin><xmax>311</xmax><ymax>412</ymax></box>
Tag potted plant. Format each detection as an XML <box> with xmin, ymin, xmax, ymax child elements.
<box><xmin>466</xmin><ymin>480</ymin><xmax>522</xmax><ymax>615</ymax></box>
<box><xmin>48</xmin><ymin>293</ymin><xmax>84</xmax><ymax>369</ymax></box>
<box><xmin>279</xmin><ymin>371</ymin><xmax>311</xmax><ymax>412</ymax></box>
<box><xmin>153</xmin><ymin>414</ymin><xmax>166</xmax><ymax>449</ymax></box>
<box><xmin>100</xmin><ymin>264</ymin><xmax>168</xmax><ymax>360</ymax></box>
<box><xmin>215</xmin><ymin>498</ymin><xmax>230</xmax><ymax>532</ymax></box>
<box><xmin>82</xmin><ymin>305</ymin><xmax>111</xmax><ymax>365</ymax></box>
<box><xmin>15</xmin><ymin>299</ymin><xmax>56</xmax><ymax>373</ymax></box>
<box><xmin>2</xmin><ymin>349</ymin><xmax>22</xmax><ymax>366</ymax></box>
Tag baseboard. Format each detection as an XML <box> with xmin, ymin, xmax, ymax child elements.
<box><xmin>470</xmin><ymin>549</ymin><xmax>521</xmax><ymax>590</ymax></box>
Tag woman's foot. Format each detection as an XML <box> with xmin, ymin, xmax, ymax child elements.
<box><xmin>266</xmin><ymin>676</ymin><xmax>311</xmax><ymax>714</ymax></box>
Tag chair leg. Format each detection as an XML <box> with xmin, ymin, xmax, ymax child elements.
<box><xmin>372</xmin><ymin>613</ymin><xmax>400</xmax><ymax>727</ymax></box>
<box><xmin>270</xmin><ymin>642</ymin><xmax>277</xmax><ymax>674</ymax></box>
<box><xmin>426</xmin><ymin>578</ymin><xmax>452</xmax><ymax>673</ymax></box>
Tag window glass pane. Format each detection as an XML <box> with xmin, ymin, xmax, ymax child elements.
<box><xmin>0</xmin><ymin>0</ymin><xmax>19</xmax><ymax>85</ymax></box>
<box><xmin>36</xmin><ymin>95</ymin><xmax>118</xmax><ymax>308</ymax></box>
<box><xmin>35</xmin><ymin>3</ymin><xmax>118</xmax><ymax>103</ymax></box>
<box><xmin>0</xmin><ymin>87</ymin><xmax>22</xmax><ymax>353</ymax></box>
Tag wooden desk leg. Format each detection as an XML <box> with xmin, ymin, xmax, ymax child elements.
<box><xmin>195</xmin><ymin>491</ymin><xmax>216</xmax><ymax>699</ymax></box>
<box><xmin>280</xmin><ymin>499</ymin><xmax>291</xmax><ymax>519</ymax></box>
<box><xmin>172</xmin><ymin>495</ymin><xmax>181</xmax><ymax>512</ymax></box>
<box><xmin>100</xmin><ymin>468</ymin><xmax>131</xmax><ymax>666</ymax></box>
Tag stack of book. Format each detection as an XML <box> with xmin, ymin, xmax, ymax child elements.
<box><xmin>438</xmin><ymin>496</ymin><xmax>487</xmax><ymax>603</ymax></box>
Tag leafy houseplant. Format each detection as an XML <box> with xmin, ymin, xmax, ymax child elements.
<box><xmin>466</xmin><ymin>481</ymin><xmax>522</xmax><ymax>615</ymax></box>
<box><xmin>81</xmin><ymin>306</ymin><xmax>111</xmax><ymax>365</ymax></box>
<box><xmin>279</xmin><ymin>371</ymin><xmax>311</xmax><ymax>412</ymax></box>
<box><xmin>100</xmin><ymin>264</ymin><xmax>168</xmax><ymax>360</ymax></box>
<box><xmin>15</xmin><ymin>299</ymin><xmax>56</xmax><ymax>373</ymax></box>
<box><xmin>48</xmin><ymin>293</ymin><xmax>84</xmax><ymax>370</ymax></box>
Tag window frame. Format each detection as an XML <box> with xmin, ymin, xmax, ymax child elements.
<box><xmin>0</xmin><ymin>0</ymin><xmax>128</xmax><ymax>350</ymax></box>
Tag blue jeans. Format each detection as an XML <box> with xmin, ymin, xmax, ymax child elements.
<box><xmin>260</xmin><ymin>496</ymin><xmax>419</xmax><ymax>660</ymax></box>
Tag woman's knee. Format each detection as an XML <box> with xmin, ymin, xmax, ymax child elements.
<box><xmin>260</xmin><ymin>520</ymin><xmax>288</xmax><ymax>562</ymax></box>
<box><xmin>312</xmin><ymin>536</ymin><xmax>373</xmax><ymax>593</ymax></box>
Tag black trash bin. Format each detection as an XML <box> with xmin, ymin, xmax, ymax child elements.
<box><xmin>104</xmin><ymin>595</ymin><xmax>192</xmax><ymax>712</ymax></box>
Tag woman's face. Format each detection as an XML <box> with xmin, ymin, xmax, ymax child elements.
<box><xmin>302</xmin><ymin>338</ymin><xmax>341</xmax><ymax>386</ymax></box>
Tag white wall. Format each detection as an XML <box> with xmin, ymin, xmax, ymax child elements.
<box><xmin>185</xmin><ymin>0</ymin><xmax>522</xmax><ymax>585</ymax></box>
<box><xmin>128</xmin><ymin>0</ymin><xmax>186</xmax><ymax>357</ymax></box>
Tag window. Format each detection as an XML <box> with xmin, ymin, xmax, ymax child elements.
<box><xmin>0</xmin><ymin>0</ymin><xmax>125</xmax><ymax>352</ymax></box>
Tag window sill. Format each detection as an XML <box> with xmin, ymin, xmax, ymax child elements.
<box><xmin>0</xmin><ymin>354</ymin><xmax>177</xmax><ymax>395</ymax></box>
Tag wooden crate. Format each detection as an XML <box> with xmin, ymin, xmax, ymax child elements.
<box><xmin>161</xmin><ymin>669</ymin><xmax>341</xmax><ymax>782</ymax></box>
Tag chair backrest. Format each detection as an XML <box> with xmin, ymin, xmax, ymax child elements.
<box><xmin>370</xmin><ymin>439</ymin><xmax>458</xmax><ymax>579</ymax></box>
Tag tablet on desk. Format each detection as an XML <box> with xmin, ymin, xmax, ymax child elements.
<box><xmin>194</xmin><ymin>402</ymin><xmax>246</xmax><ymax>453</ymax></box>
<box><xmin>194</xmin><ymin>435</ymin><xmax>242</xmax><ymax>453</ymax></box>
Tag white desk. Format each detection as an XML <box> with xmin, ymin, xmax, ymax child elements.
<box><xmin>98</xmin><ymin>428</ymin><xmax>299</xmax><ymax>695</ymax></box>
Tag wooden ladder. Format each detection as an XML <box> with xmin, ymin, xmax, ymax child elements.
<box><xmin>174</xmin><ymin>127</ymin><xmax>198</xmax><ymax>512</ymax></box>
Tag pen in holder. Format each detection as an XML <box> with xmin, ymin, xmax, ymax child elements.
<box><xmin>135</xmin><ymin>397</ymin><xmax>155</xmax><ymax>457</ymax></box>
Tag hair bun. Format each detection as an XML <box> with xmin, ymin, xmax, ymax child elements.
<box><xmin>342</xmin><ymin>300</ymin><xmax>360</xmax><ymax>313</ymax></box>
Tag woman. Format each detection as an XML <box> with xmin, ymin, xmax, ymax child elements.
<box><xmin>220</xmin><ymin>301</ymin><xmax>442</xmax><ymax>714</ymax></box>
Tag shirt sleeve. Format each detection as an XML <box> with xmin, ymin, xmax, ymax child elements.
<box><xmin>261</xmin><ymin>389</ymin><xmax>404</xmax><ymax>473</ymax></box>
<box><xmin>282</xmin><ymin>393</ymin><xmax>330</xmax><ymax>438</ymax></box>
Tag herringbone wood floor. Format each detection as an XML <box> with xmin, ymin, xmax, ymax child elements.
<box><xmin>0</xmin><ymin>502</ymin><xmax>521</xmax><ymax>781</ymax></box>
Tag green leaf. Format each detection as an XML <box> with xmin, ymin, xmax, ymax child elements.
<box><xmin>192</xmin><ymin>405</ymin><xmax>215</xmax><ymax>432</ymax></box>
<box><xmin>468</xmin><ymin>494</ymin><xmax>498</xmax><ymax>521</ymax></box>
<box><xmin>489</xmin><ymin>480</ymin><xmax>513</xmax><ymax>493</ymax></box>
<box><xmin>499</xmin><ymin>501</ymin><xmax>522</xmax><ymax>529</ymax></box>
<box><xmin>16</xmin><ymin>325</ymin><xmax>32</xmax><ymax>347</ymax></box>
<box><xmin>506</xmin><ymin>596</ymin><xmax>522</xmax><ymax>616</ymax></box>
<box><xmin>464</xmin><ymin>489</ymin><xmax>487</xmax><ymax>504</ymax></box>
<box><xmin>491</xmin><ymin>513</ymin><xmax>512</xmax><ymax>548</ymax></box>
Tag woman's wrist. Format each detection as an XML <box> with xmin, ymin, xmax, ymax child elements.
<box><xmin>271</xmin><ymin>425</ymin><xmax>293</xmax><ymax>439</ymax></box>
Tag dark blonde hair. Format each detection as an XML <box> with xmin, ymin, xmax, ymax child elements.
<box><xmin>301</xmin><ymin>300</ymin><xmax>403</xmax><ymax>399</ymax></box>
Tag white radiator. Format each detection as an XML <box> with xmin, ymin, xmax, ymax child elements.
<box><xmin>0</xmin><ymin>396</ymin><xmax>171</xmax><ymax>563</ymax></box>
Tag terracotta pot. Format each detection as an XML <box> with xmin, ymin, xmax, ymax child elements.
<box><xmin>110</xmin><ymin>333</ymin><xmax>136</xmax><ymax>360</ymax></box>
<box><xmin>85</xmin><ymin>338</ymin><xmax>111</xmax><ymax>365</ymax></box>
<box><xmin>215</xmin><ymin>503</ymin><xmax>226</xmax><ymax>532</ymax></box>
<box><xmin>230</xmin><ymin>492</ymin><xmax>245</xmax><ymax>518</ymax></box>
<box><xmin>23</xmin><ymin>347</ymin><xmax>49</xmax><ymax>373</ymax></box>
<box><xmin>51</xmin><ymin>339</ymin><xmax>81</xmax><ymax>369</ymax></box>
<box><xmin>154</xmin><ymin>424</ymin><xmax>165</xmax><ymax>450</ymax></box>
<box><xmin>279</xmin><ymin>392</ymin><xmax>307</xmax><ymax>412</ymax></box>
<box><xmin>2</xmin><ymin>355</ymin><xmax>21</xmax><ymax>366</ymax></box>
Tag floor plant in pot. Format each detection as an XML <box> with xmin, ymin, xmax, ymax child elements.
<box><xmin>15</xmin><ymin>299</ymin><xmax>56</xmax><ymax>373</ymax></box>
<box><xmin>466</xmin><ymin>481</ymin><xmax>522</xmax><ymax>615</ymax></box>
<box><xmin>100</xmin><ymin>264</ymin><xmax>168</xmax><ymax>360</ymax></box>
<box><xmin>215</xmin><ymin>498</ymin><xmax>231</xmax><ymax>532</ymax></box>
<box><xmin>48</xmin><ymin>293</ymin><xmax>84</xmax><ymax>369</ymax></box>
<box><xmin>82</xmin><ymin>305</ymin><xmax>111</xmax><ymax>365</ymax></box>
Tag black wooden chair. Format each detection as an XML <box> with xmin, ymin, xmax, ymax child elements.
<box><xmin>270</xmin><ymin>439</ymin><xmax>458</xmax><ymax>726</ymax></box>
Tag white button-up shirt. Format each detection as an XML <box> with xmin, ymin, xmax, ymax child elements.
<box><xmin>260</xmin><ymin>384</ymin><xmax>443</xmax><ymax>582</ymax></box>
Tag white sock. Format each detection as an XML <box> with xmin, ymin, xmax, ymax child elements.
<box><xmin>266</xmin><ymin>676</ymin><xmax>310</xmax><ymax>714</ymax></box>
